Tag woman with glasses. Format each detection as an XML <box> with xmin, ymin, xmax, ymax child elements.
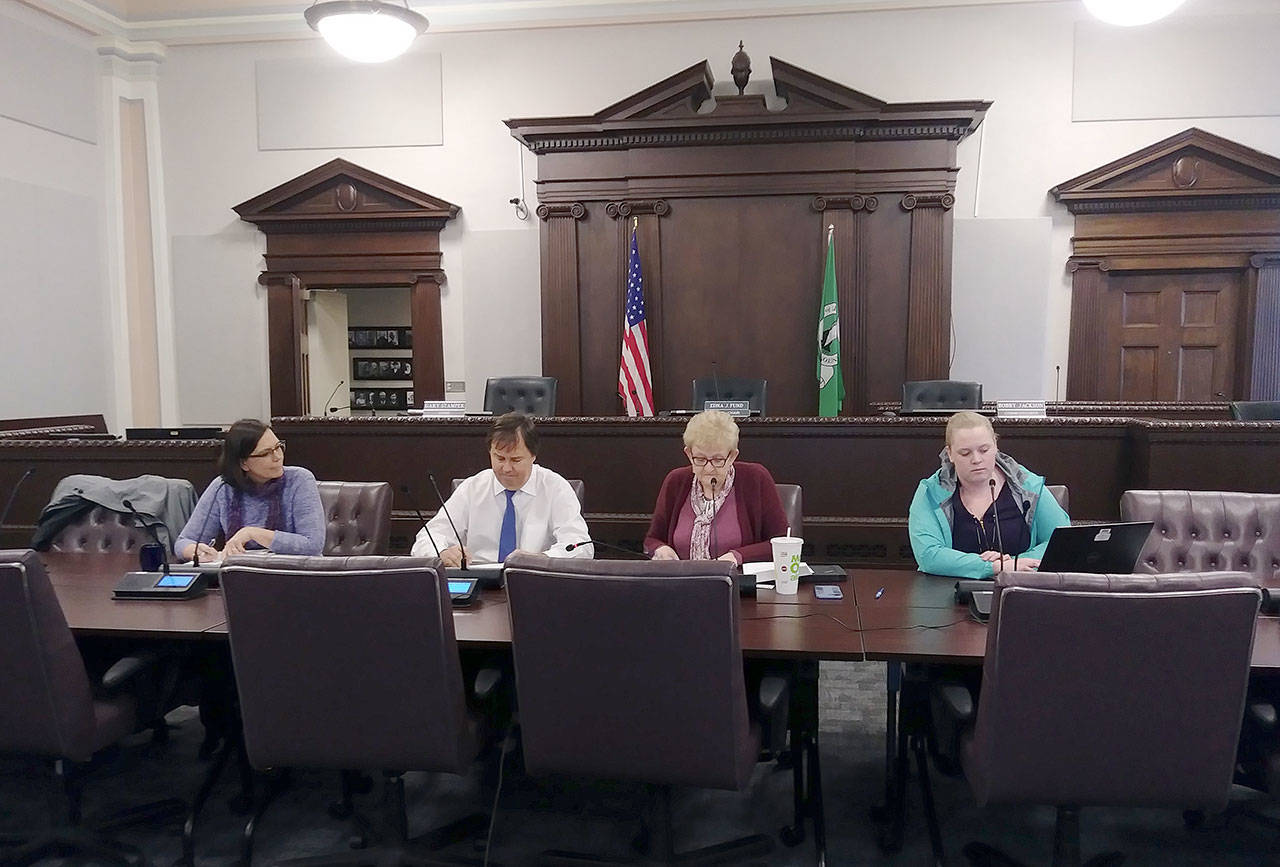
<box><xmin>644</xmin><ymin>410</ymin><xmax>788</xmax><ymax>563</ymax></box>
<box><xmin>176</xmin><ymin>418</ymin><xmax>325</xmax><ymax>561</ymax></box>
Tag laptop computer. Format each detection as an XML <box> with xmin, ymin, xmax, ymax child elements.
<box><xmin>1037</xmin><ymin>521</ymin><xmax>1155</xmax><ymax>574</ymax></box>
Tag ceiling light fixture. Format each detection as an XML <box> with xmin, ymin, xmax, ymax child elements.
<box><xmin>1082</xmin><ymin>0</ymin><xmax>1187</xmax><ymax>27</ymax></box>
<box><xmin>304</xmin><ymin>1</ymin><xmax>428</xmax><ymax>63</ymax></box>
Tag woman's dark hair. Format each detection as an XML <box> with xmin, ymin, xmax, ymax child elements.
<box><xmin>219</xmin><ymin>418</ymin><xmax>271</xmax><ymax>490</ymax></box>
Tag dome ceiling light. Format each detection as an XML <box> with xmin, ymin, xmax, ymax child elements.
<box><xmin>304</xmin><ymin>1</ymin><xmax>429</xmax><ymax>63</ymax></box>
<box><xmin>1083</xmin><ymin>0</ymin><xmax>1188</xmax><ymax>27</ymax></box>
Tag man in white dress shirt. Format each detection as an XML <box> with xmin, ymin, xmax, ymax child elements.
<box><xmin>411</xmin><ymin>412</ymin><xmax>593</xmax><ymax>564</ymax></box>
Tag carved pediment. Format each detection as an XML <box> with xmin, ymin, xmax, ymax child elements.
<box><xmin>234</xmin><ymin>159</ymin><xmax>460</xmax><ymax>233</ymax></box>
<box><xmin>1051</xmin><ymin>128</ymin><xmax>1280</xmax><ymax>213</ymax></box>
<box><xmin>507</xmin><ymin>56</ymin><xmax>988</xmax><ymax>153</ymax></box>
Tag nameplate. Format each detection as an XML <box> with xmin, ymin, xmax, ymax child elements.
<box><xmin>703</xmin><ymin>400</ymin><xmax>751</xmax><ymax>417</ymax></box>
<box><xmin>996</xmin><ymin>400</ymin><xmax>1047</xmax><ymax>418</ymax></box>
<box><xmin>420</xmin><ymin>400</ymin><xmax>466</xmax><ymax>417</ymax></box>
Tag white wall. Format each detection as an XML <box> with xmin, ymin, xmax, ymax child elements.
<box><xmin>0</xmin><ymin>4</ymin><xmax>112</xmax><ymax>422</ymax></box>
<box><xmin>10</xmin><ymin>0</ymin><xmax>1280</xmax><ymax>423</ymax></box>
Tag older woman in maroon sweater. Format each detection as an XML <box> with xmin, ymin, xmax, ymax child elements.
<box><xmin>645</xmin><ymin>410</ymin><xmax>788</xmax><ymax>564</ymax></box>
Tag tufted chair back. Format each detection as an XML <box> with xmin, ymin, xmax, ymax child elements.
<box><xmin>484</xmin><ymin>376</ymin><xmax>557</xmax><ymax>417</ymax></box>
<box><xmin>1120</xmin><ymin>490</ymin><xmax>1280</xmax><ymax>577</ymax></box>
<box><xmin>48</xmin><ymin>506</ymin><xmax>151</xmax><ymax>555</ymax></box>
<box><xmin>901</xmin><ymin>380</ymin><xmax>982</xmax><ymax>413</ymax></box>
<box><xmin>316</xmin><ymin>481</ymin><xmax>393</xmax><ymax>556</ymax></box>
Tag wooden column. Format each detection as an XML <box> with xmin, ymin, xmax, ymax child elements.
<box><xmin>538</xmin><ymin>202</ymin><xmax>586</xmax><ymax>415</ymax></box>
<box><xmin>1066</xmin><ymin>259</ymin><xmax>1108</xmax><ymax>400</ymax></box>
<box><xmin>903</xmin><ymin>193</ymin><xmax>954</xmax><ymax>381</ymax></box>
<box><xmin>262</xmin><ymin>273</ymin><xmax>305</xmax><ymax>416</ymax></box>
<box><xmin>1249</xmin><ymin>254</ymin><xmax>1280</xmax><ymax>400</ymax></box>
<box><xmin>411</xmin><ymin>275</ymin><xmax>446</xmax><ymax>403</ymax></box>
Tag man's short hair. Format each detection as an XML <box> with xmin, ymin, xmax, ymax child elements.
<box><xmin>488</xmin><ymin>412</ymin><xmax>539</xmax><ymax>456</ymax></box>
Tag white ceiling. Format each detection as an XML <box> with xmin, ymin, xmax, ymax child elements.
<box><xmin>24</xmin><ymin>0</ymin><xmax>1071</xmax><ymax>43</ymax></box>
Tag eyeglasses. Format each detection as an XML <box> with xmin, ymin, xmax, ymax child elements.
<box><xmin>689</xmin><ymin>455</ymin><xmax>729</xmax><ymax>468</ymax></box>
<box><xmin>248</xmin><ymin>440</ymin><xmax>285</xmax><ymax>459</ymax></box>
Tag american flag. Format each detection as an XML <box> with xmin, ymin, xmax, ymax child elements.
<box><xmin>618</xmin><ymin>227</ymin><xmax>654</xmax><ymax>416</ymax></box>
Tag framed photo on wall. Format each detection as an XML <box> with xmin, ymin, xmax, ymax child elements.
<box><xmin>352</xmin><ymin>357</ymin><xmax>413</xmax><ymax>381</ymax></box>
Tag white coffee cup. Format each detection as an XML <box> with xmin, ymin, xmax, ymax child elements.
<box><xmin>770</xmin><ymin>536</ymin><xmax>803</xmax><ymax>595</ymax></box>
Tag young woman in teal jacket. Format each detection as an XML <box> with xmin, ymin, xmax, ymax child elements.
<box><xmin>908</xmin><ymin>411</ymin><xmax>1070</xmax><ymax>578</ymax></box>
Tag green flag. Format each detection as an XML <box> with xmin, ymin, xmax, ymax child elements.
<box><xmin>817</xmin><ymin>227</ymin><xmax>844</xmax><ymax>416</ymax></box>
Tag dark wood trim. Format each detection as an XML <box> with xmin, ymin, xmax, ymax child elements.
<box><xmin>539</xmin><ymin>203</ymin><xmax>586</xmax><ymax>414</ymax></box>
<box><xmin>904</xmin><ymin>194</ymin><xmax>953</xmax><ymax>380</ymax></box>
<box><xmin>262</xmin><ymin>273</ymin><xmax>305</xmax><ymax>416</ymax></box>
<box><xmin>1066</xmin><ymin>260</ymin><xmax>1107</xmax><ymax>400</ymax></box>
<box><xmin>411</xmin><ymin>276</ymin><xmax>445</xmax><ymax>403</ymax></box>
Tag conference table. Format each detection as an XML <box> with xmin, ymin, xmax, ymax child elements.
<box><xmin>43</xmin><ymin>553</ymin><xmax>1280</xmax><ymax>862</ymax></box>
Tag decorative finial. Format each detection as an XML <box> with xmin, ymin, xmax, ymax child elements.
<box><xmin>730</xmin><ymin>40</ymin><xmax>751</xmax><ymax>95</ymax></box>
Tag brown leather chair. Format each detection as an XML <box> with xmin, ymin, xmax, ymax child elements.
<box><xmin>1120</xmin><ymin>490</ymin><xmax>1280</xmax><ymax>577</ymax></box>
<box><xmin>315</xmin><ymin>480</ymin><xmax>393</xmax><ymax>555</ymax></box>
<box><xmin>939</xmin><ymin>570</ymin><xmax>1260</xmax><ymax>867</ymax></box>
<box><xmin>1231</xmin><ymin>400</ymin><xmax>1280</xmax><ymax>421</ymax></box>
<box><xmin>691</xmin><ymin>376</ymin><xmax>767</xmax><ymax>415</ymax></box>
<box><xmin>775</xmin><ymin>483</ymin><xmax>802</xmax><ymax>537</ymax></box>
<box><xmin>1045</xmin><ymin>484</ymin><xmax>1069</xmax><ymax>513</ymax></box>
<box><xmin>483</xmin><ymin>376</ymin><xmax>557</xmax><ymax>416</ymax></box>
<box><xmin>220</xmin><ymin>554</ymin><xmax>494</xmax><ymax>865</ymax></box>
<box><xmin>503</xmin><ymin>552</ymin><xmax>790</xmax><ymax>864</ymax></box>
<box><xmin>0</xmin><ymin>549</ymin><xmax>183</xmax><ymax>863</ymax></box>
<box><xmin>47</xmin><ymin>506</ymin><xmax>152</xmax><ymax>555</ymax></box>
<box><xmin>451</xmin><ymin>476</ymin><xmax>584</xmax><ymax>508</ymax></box>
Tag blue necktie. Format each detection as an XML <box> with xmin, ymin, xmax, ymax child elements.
<box><xmin>498</xmin><ymin>489</ymin><xmax>517</xmax><ymax>561</ymax></box>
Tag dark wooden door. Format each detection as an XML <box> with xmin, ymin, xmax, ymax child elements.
<box><xmin>1102</xmin><ymin>271</ymin><xmax>1240</xmax><ymax>401</ymax></box>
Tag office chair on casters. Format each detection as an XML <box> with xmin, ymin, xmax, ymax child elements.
<box><xmin>484</xmin><ymin>376</ymin><xmax>557</xmax><ymax>416</ymax></box>
<box><xmin>901</xmin><ymin>380</ymin><xmax>982</xmax><ymax>413</ymax></box>
<box><xmin>691</xmin><ymin>376</ymin><xmax>767</xmax><ymax>416</ymax></box>
<box><xmin>220</xmin><ymin>554</ymin><xmax>504</xmax><ymax>866</ymax></box>
<box><xmin>503</xmin><ymin>553</ymin><xmax>799</xmax><ymax>866</ymax></box>
<box><xmin>927</xmin><ymin>570</ymin><xmax>1261</xmax><ymax>867</ymax></box>
<box><xmin>316</xmin><ymin>480</ymin><xmax>394</xmax><ymax>555</ymax></box>
<box><xmin>1230</xmin><ymin>400</ymin><xmax>1280</xmax><ymax>421</ymax></box>
<box><xmin>0</xmin><ymin>549</ymin><xmax>186</xmax><ymax>866</ymax></box>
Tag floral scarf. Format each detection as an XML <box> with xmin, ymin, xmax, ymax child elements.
<box><xmin>688</xmin><ymin>465</ymin><xmax>735</xmax><ymax>561</ymax></box>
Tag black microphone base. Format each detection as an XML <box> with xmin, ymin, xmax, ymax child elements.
<box><xmin>445</xmin><ymin>567</ymin><xmax>504</xmax><ymax>590</ymax></box>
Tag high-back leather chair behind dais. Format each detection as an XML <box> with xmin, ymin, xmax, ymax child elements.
<box><xmin>503</xmin><ymin>552</ymin><xmax>791</xmax><ymax>864</ymax></box>
<box><xmin>1230</xmin><ymin>400</ymin><xmax>1280</xmax><ymax>421</ymax></box>
<box><xmin>691</xmin><ymin>376</ymin><xmax>767</xmax><ymax>416</ymax></box>
<box><xmin>484</xmin><ymin>376</ymin><xmax>557</xmax><ymax>416</ymax></box>
<box><xmin>901</xmin><ymin>380</ymin><xmax>982</xmax><ymax>414</ymax></box>
<box><xmin>948</xmin><ymin>570</ymin><xmax>1260</xmax><ymax>867</ymax></box>
<box><xmin>1120</xmin><ymin>490</ymin><xmax>1280</xmax><ymax>577</ymax></box>
<box><xmin>221</xmin><ymin>554</ymin><xmax>496</xmax><ymax>865</ymax></box>
<box><xmin>315</xmin><ymin>481</ymin><xmax>393</xmax><ymax>556</ymax></box>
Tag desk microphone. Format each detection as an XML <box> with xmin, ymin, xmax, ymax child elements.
<box><xmin>400</xmin><ymin>484</ymin><xmax>441</xmax><ymax>558</ymax></box>
<box><xmin>187</xmin><ymin>496</ymin><xmax>219</xmax><ymax>567</ymax></box>
<box><xmin>322</xmin><ymin>380</ymin><xmax>345</xmax><ymax>416</ymax></box>
<box><xmin>564</xmin><ymin>539</ymin><xmax>647</xmax><ymax>559</ymax></box>
<box><xmin>428</xmin><ymin>474</ymin><xmax>467</xmax><ymax>569</ymax></box>
<box><xmin>122</xmin><ymin>498</ymin><xmax>169</xmax><ymax>575</ymax></box>
<box><xmin>988</xmin><ymin>478</ymin><xmax>1005</xmax><ymax>573</ymax></box>
<box><xmin>709</xmin><ymin>476</ymin><xmax>722</xmax><ymax>561</ymax></box>
<box><xmin>0</xmin><ymin>466</ymin><xmax>35</xmax><ymax>535</ymax></box>
<box><xmin>711</xmin><ymin>360</ymin><xmax>722</xmax><ymax>404</ymax></box>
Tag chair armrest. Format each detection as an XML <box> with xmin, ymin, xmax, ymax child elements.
<box><xmin>933</xmin><ymin>681</ymin><xmax>975</xmax><ymax>725</ymax></box>
<box><xmin>758</xmin><ymin>675</ymin><xmax>789</xmax><ymax>716</ymax></box>
<box><xmin>101</xmin><ymin>651</ymin><xmax>160</xmax><ymax>693</ymax></box>
<box><xmin>1249</xmin><ymin>701</ymin><xmax>1278</xmax><ymax>733</ymax></box>
<box><xmin>473</xmin><ymin>668</ymin><xmax>503</xmax><ymax>703</ymax></box>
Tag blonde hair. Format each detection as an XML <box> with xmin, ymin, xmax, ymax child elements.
<box><xmin>945</xmin><ymin>411</ymin><xmax>995</xmax><ymax>447</ymax></box>
<box><xmin>683</xmin><ymin>410</ymin><xmax>740</xmax><ymax>453</ymax></box>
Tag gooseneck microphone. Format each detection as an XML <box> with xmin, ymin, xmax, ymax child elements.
<box><xmin>711</xmin><ymin>360</ymin><xmax>722</xmax><ymax>403</ymax></box>
<box><xmin>0</xmin><ymin>466</ymin><xmax>35</xmax><ymax>535</ymax></box>
<box><xmin>988</xmin><ymin>478</ymin><xmax>1005</xmax><ymax>573</ymax></box>
<box><xmin>122</xmin><ymin>498</ymin><xmax>170</xmax><ymax>574</ymax></box>
<box><xmin>564</xmin><ymin>539</ymin><xmax>647</xmax><ymax>559</ymax></box>
<box><xmin>322</xmin><ymin>380</ymin><xmax>345</xmax><ymax>416</ymax></box>
<box><xmin>709</xmin><ymin>476</ymin><xmax>722</xmax><ymax>562</ymax></box>
<box><xmin>427</xmin><ymin>474</ymin><xmax>467</xmax><ymax>569</ymax></box>
<box><xmin>400</xmin><ymin>484</ymin><xmax>442</xmax><ymax>558</ymax></box>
